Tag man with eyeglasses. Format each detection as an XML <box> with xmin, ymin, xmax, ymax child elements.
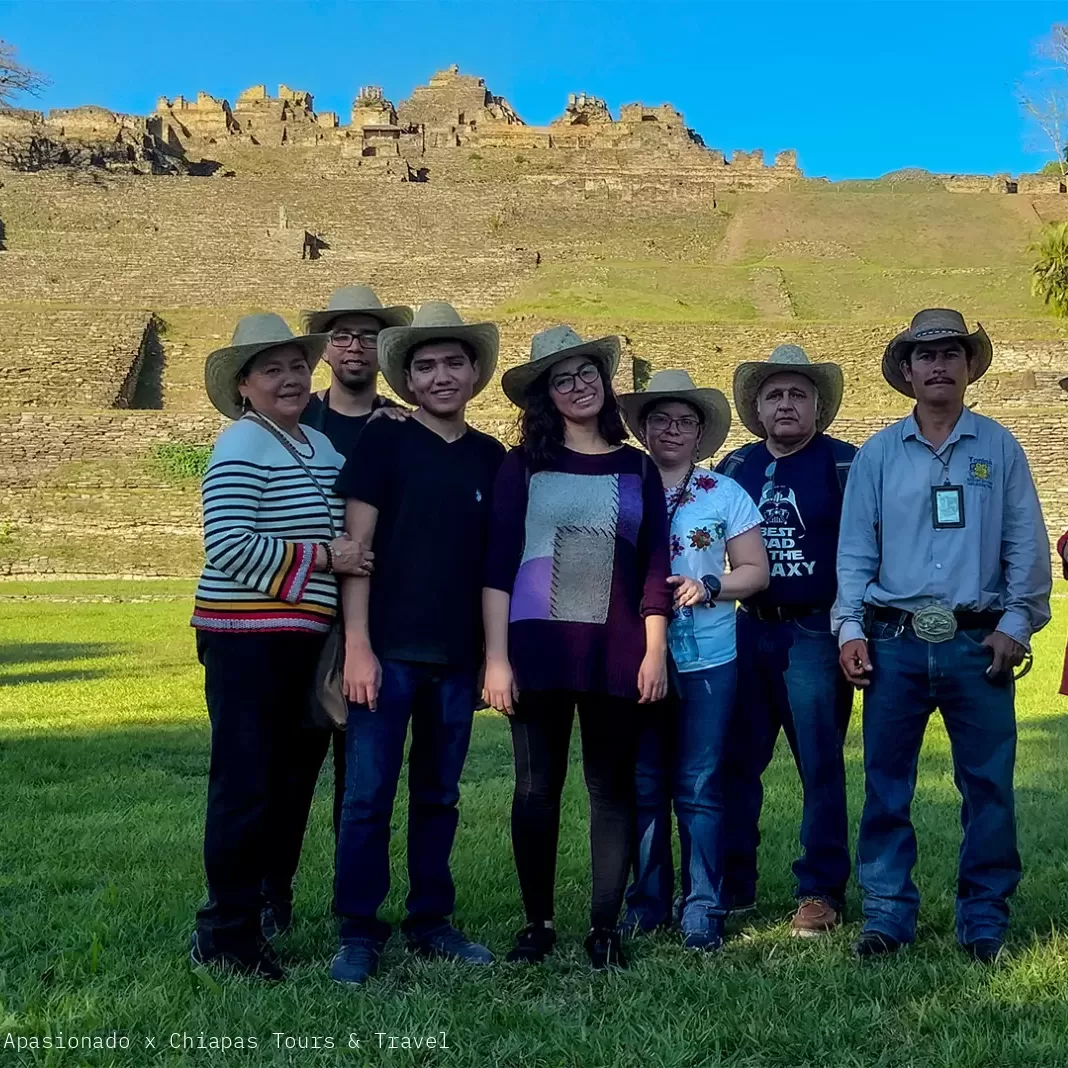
<box><xmin>300</xmin><ymin>286</ymin><xmax>414</xmax><ymax>459</ymax></box>
<box><xmin>257</xmin><ymin>286</ymin><xmax>413</xmax><ymax>944</ymax></box>
<box><xmin>715</xmin><ymin>344</ymin><xmax>856</xmax><ymax>937</ymax></box>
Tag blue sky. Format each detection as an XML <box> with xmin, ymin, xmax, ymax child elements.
<box><xmin>1</xmin><ymin>0</ymin><xmax>1064</xmax><ymax>180</ymax></box>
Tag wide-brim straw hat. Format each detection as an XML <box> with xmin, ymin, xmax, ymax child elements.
<box><xmin>501</xmin><ymin>324</ymin><xmax>621</xmax><ymax>408</ymax></box>
<box><xmin>301</xmin><ymin>284</ymin><xmax>413</xmax><ymax>334</ymax></box>
<box><xmin>733</xmin><ymin>344</ymin><xmax>843</xmax><ymax>438</ymax></box>
<box><xmin>377</xmin><ymin>300</ymin><xmax>499</xmax><ymax>405</ymax></box>
<box><xmin>618</xmin><ymin>369</ymin><xmax>731</xmax><ymax>462</ymax></box>
<box><xmin>882</xmin><ymin>309</ymin><xmax>992</xmax><ymax>397</ymax></box>
<box><xmin>205</xmin><ymin>313</ymin><xmax>328</xmax><ymax>420</ymax></box>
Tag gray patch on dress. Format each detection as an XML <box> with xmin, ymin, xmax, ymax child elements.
<box><xmin>550</xmin><ymin>525</ymin><xmax>614</xmax><ymax>623</ymax></box>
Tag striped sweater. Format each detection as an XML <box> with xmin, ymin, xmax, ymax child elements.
<box><xmin>191</xmin><ymin>415</ymin><xmax>346</xmax><ymax>634</ymax></box>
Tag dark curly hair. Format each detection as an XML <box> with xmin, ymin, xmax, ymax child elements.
<box><xmin>518</xmin><ymin>360</ymin><xmax>628</xmax><ymax>466</ymax></box>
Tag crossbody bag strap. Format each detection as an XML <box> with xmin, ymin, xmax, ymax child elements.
<box><xmin>245</xmin><ymin>412</ymin><xmax>337</xmax><ymax>539</ymax></box>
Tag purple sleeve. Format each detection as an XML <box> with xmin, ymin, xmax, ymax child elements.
<box><xmin>483</xmin><ymin>447</ymin><xmax>529</xmax><ymax>593</ymax></box>
<box><xmin>638</xmin><ymin>458</ymin><xmax>672</xmax><ymax>617</ymax></box>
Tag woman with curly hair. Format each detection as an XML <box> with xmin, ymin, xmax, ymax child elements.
<box><xmin>482</xmin><ymin>325</ymin><xmax>672</xmax><ymax>971</ymax></box>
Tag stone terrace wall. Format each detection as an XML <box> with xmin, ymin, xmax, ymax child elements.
<box><xmin>0</xmin><ymin>309</ymin><xmax>154</xmax><ymax>408</ymax></box>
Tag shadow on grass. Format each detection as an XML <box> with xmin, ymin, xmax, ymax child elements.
<box><xmin>0</xmin><ymin>641</ymin><xmax>126</xmax><ymax>686</ymax></box>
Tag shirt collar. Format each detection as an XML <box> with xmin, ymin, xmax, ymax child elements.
<box><xmin>901</xmin><ymin>406</ymin><xmax>977</xmax><ymax>448</ymax></box>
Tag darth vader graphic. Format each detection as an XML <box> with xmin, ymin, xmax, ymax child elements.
<box><xmin>758</xmin><ymin>481</ymin><xmax>807</xmax><ymax>536</ymax></box>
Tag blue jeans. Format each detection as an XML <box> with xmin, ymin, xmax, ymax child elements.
<box><xmin>858</xmin><ymin>620</ymin><xmax>1020</xmax><ymax>944</ymax></box>
<box><xmin>334</xmin><ymin>659</ymin><xmax>477</xmax><ymax>943</ymax></box>
<box><xmin>724</xmin><ymin>609</ymin><xmax>852</xmax><ymax>908</ymax></box>
<box><xmin>625</xmin><ymin>661</ymin><xmax>738</xmax><ymax>932</ymax></box>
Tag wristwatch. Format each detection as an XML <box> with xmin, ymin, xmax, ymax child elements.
<box><xmin>701</xmin><ymin>574</ymin><xmax>721</xmax><ymax>606</ymax></box>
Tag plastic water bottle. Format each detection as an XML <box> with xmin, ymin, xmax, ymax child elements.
<box><xmin>671</xmin><ymin>605</ymin><xmax>701</xmax><ymax>667</ymax></box>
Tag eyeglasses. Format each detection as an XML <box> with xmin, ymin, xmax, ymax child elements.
<box><xmin>761</xmin><ymin>460</ymin><xmax>777</xmax><ymax>500</ymax></box>
<box><xmin>550</xmin><ymin>362</ymin><xmax>600</xmax><ymax>394</ymax></box>
<box><xmin>330</xmin><ymin>330</ymin><xmax>379</xmax><ymax>350</ymax></box>
<box><xmin>646</xmin><ymin>413</ymin><xmax>702</xmax><ymax>435</ymax></box>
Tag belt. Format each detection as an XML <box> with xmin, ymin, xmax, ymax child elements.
<box><xmin>740</xmin><ymin>603</ymin><xmax>829</xmax><ymax>623</ymax></box>
<box><xmin>869</xmin><ymin>606</ymin><xmax>1001</xmax><ymax>631</ymax></box>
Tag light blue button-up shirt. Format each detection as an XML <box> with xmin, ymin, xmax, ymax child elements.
<box><xmin>832</xmin><ymin>407</ymin><xmax>1051</xmax><ymax>649</ymax></box>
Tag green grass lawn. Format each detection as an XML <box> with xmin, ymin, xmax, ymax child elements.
<box><xmin>3</xmin><ymin>586</ymin><xmax>1068</xmax><ymax>1066</ymax></box>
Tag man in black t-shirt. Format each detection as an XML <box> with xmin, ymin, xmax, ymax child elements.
<box><xmin>260</xmin><ymin>285</ymin><xmax>412</xmax><ymax>942</ymax></box>
<box><xmin>329</xmin><ymin>301</ymin><xmax>505</xmax><ymax>985</ymax></box>
<box><xmin>300</xmin><ymin>284</ymin><xmax>414</xmax><ymax>457</ymax></box>
<box><xmin>715</xmin><ymin>345</ymin><xmax>856</xmax><ymax>938</ymax></box>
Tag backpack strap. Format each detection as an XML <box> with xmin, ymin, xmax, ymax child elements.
<box><xmin>828</xmin><ymin>437</ymin><xmax>857</xmax><ymax>498</ymax></box>
<box><xmin>714</xmin><ymin>441</ymin><xmax>759</xmax><ymax>480</ymax></box>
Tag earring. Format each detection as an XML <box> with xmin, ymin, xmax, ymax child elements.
<box><xmin>241</xmin><ymin>396</ymin><xmax>252</xmax><ymax>413</ymax></box>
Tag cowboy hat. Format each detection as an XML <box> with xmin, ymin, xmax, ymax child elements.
<box><xmin>882</xmin><ymin>309</ymin><xmax>992</xmax><ymax>397</ymax></box>
<box><xmin>501</xmin><ymin>325</ymin><xmax>620</xmax><ymax>408</ymax></box>
<box><xmin>301</xmin><ymin>284</ymin><xmax>413</xmax><ymax>334</ymax></box>
<box><xmin>205</xmin><ymin>313</ymin><xmax>328</xmax><ymax>420</ymax></box>
<box><xmin>733</xmin><ymin>344</ymin><xmax>843</xmax><ymax>438</ymax></box>
<box><xmin>618</xmin><ymin>369</ymin><xmax>731</xmax><ymax>462</ymax></box>
<box><xmin>377</xmin><ymin>300</ymin><xmax>499</xmax><ymax>405</ymax></box>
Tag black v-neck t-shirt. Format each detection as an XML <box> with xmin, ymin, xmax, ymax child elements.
<box><xmin>335</xmin><ymin>417</ymin><xmax>506</xmax><ymax>667</ymax></box>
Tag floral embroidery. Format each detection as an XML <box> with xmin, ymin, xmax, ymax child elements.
<box><xmin>670</xmin><ymin>532</ymin><xmax>684</xmax><ymax>560</ymax></box>
<box><xmin>689</xmin><ymin>527</ymin><xmax>713</xmax><ymax>550</ymax></box>
<box><xmin>694</xmin><ymin>474</ymin><xmax>717</xmax><ymax>492</ymax></box>
<box><xmin>712</xmin><ymin>519</ymin><xmax>727</xmax><ymax>542</ymax></box>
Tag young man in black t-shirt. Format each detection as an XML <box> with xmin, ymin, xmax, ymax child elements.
<box><xmin>260</xmin><ymin>286</ymin><xmax>412</xmax><ymax>943</ymax></box>
<box><xmin>330</xmin><ymin>302</ymin><xmax>505</xmax><ymax>985</ymax></box>
<box><xmin>716</xmin><ymin>345</ymin><xmax>856</xmax><ymax>937</ymax></box>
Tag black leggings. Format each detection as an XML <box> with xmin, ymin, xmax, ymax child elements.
<box><xmin>509</xmin><ymin>690</ymin><xmax>640</xmax><ymax>930</ymax></box>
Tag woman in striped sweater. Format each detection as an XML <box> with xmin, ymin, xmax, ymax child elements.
<box><xmin>189</xmin><ymin>313</ymin><xmax>369</xmax><ymax>981</ymax></box>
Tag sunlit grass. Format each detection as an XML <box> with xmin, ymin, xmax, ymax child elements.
<box><xmin>1</xmin><ymin>585</ymin><xmax>1067</xmax><ymax>1065</ymax></box>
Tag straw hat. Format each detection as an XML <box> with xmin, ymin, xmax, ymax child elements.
<box><xmin>618</xmin><ymin>369</ymin><xmax>731</xmax><ymax>462</ymax></box>
<box><xmin>301</xmin><ymin>284</ymin><xmax>413</xmax><ymax>334</ymax></box>
<box><xmin>883</xmin><ymin>309</ymin><xmax>992</xmax><ymax>397</ymax></box>
<box><xmin>501</xmin><ymin>325</ymin><xmax>620</xmax><ymax>408</ymax></box>
<box><xmin>733</xmin><ymin>344</ymin><xmax>843</xmax><ymax>439</ymax></box>
<box><xmin>377</xmin><ymin>301</ymin><xmax>499</xmax><ymax>405</ymax></box>
<box><xmin>205</xmin><ymin>313</ymin><xmax>328</xmax><ymax>420</ymax></box>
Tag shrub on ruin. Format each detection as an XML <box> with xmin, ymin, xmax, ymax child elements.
<box><xmin>1030</xmin><ymin>220</ymin><xmax>1068</xmax><ymax>316</ymax></box>
<box><xmin>153</xmin><ymin>443</ymin><xmax>211</xmax><ymax>481</ymax></box>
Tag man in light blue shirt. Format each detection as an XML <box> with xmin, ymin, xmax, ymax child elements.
<box><xmin>832</xmin><ymin>308</ymin><xmax>1051</xmax><ymax>964</ymax></box>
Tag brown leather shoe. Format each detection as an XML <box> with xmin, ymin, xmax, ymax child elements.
<box><xmin>790</xmin><ymin>897</ymin><xmax>841</xmax><ymax>938</ymax></box>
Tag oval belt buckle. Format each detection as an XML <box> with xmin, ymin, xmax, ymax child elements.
<box><xmin>911</xmin><ymin>604</ymin><xmax>957</xmax><ymax>643</ymax></box>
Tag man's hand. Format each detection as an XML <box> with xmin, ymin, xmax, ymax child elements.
<box><xmin>637</xmin><ymin>649</ymin><xmax>668</xmax><ymax>704</ymax></box>
<box><xmin>367</xmin><ymin>405</ymin><xmax>411</xmax><ymax>424</ymax></box>
<box><xmin>482</xmin><ymin>656</ymin><xmax>518</xmax><ymax>716</ymax></box>
<box><xmin>667</xmin><ymin>574</ymin><xmax>705</xmax><ymax>608</ymax></box>
<box><xmin>981</xmin><ymin>631</ymin><xmax>1026</xmax><ymax>678</ymax></box>
<box><xmin>343</xmin><ymin>641</ymin><xmax>381</xmax><ymax>710</ymax></box>
<box><xmin>839</xmin><ymin>639</ymin><xmax>872</xmax><ymax>688</ymax></box>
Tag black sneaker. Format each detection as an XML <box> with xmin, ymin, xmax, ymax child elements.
<box><xmin>408</xmin><ymin>924</ymin><xmax>494</xmax><ymax>965</ymax></box>
<box><xmin>506</xmin><ymin>922</ymin><xmax>557</xmax><ymax>964</ymax></box>
<box><xmin>962</xmin><ymin>938</ymin><xmax>1003</xmax><ymax>965</ymax></box>
<box><xmin>852</xmin><ymin>931</ymin><xmax>902</xmax><ymax>959</ymax></box>
<box><xmin>584</xmin><ymin>926</ymin><xmax>628</xmax><ymax>971</ymax></box>
<box><xmin>683</xmin><ymin>916</ymin><xmax>725</xmax><ymax>952</ymax></box>
<box><xmin>260</xmin><ymin>900</ymin><xmax>292</xmax><ymax>941</ymax></box>
<box><xmin>329</xmin><ymin>938</ymin><xmax>384</xmax><ymax>985</ymax></box>
<box><xmin>189</xmin><ymin>929</ymin><xmax>284</xmax><ymax>982</ymax></box>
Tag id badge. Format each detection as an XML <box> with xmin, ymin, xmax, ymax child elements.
<box><xmin>931</xmin><ymin>485</ymin><xmax>965</xmax><ymax>529</ymax></box>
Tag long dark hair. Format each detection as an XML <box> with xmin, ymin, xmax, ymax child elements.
<box><xmin>518</xmin><ymin>360</ymin><xmax>628</xmax><ymax>466</ymax></box>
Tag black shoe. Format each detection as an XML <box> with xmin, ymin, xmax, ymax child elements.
<box><xmin>683</xmin><ymin>916</ymin><xmax>725</xmax><ymax>952</ymax></box>
<box><xmin>506</xmin><ymin>922</ymin><xmax>557</xmax><ymax>964</ymax></box>
<box><xmin>727</xmin><ymin>894</ymin><xmax>756</xmax><ymax>917</ymax></box>
<box><xmin>408</xmin><ymin>924</ymin><xmax>494</xmax><ymax>965</ymax></box>
<box><xmin>329</xmin><ymin>937</ymin><xmax>384</xmax><ymax>985</ymax></box>
<box><xmin>189</xmin><ymin>929</ymin><xmax>284</xmax><ymax>982</ymax></box>
<box><xmin>852</xmin><ymin>931</ymin><xmax>902</xmax><ymax>959</ymax></box>
<box><xmin>962</xmin><ymin>938</ymin><xmax>1003</xmax><ymax>965</ymax></box>
<box><xmin>584</xmin><ymin>926</ymin><xmax>628</xmax><ymax>971</ymax></box>
<box><xmin>260</xmin><ymin>900</ymin><xmax>292</xmax><ymax>941</ymax></box>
